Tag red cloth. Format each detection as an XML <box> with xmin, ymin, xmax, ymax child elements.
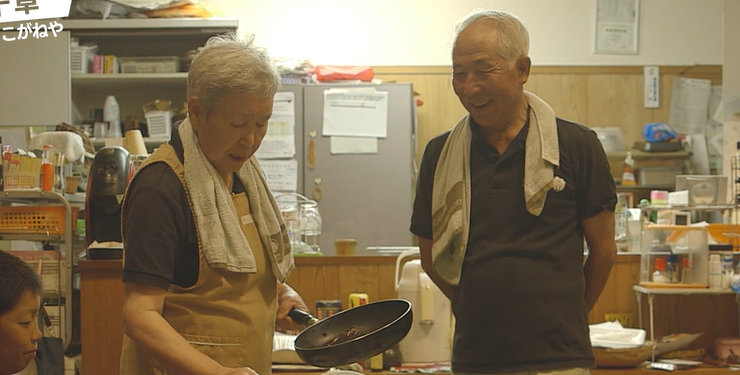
<box><xmin>314</xmin><ymin>65</ymin><xmax>374</xmax><ymax>82</ymax></box>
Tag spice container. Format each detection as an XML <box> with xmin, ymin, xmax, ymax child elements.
<box><xmin>666</xmin><ymin>254</ymin><xmax>680</xmax><ymax>283</ymax></box>
<box><xmin>314</xmin><ymin>300</ymin><xmax>341</xmax><ymax>320</ymax></box>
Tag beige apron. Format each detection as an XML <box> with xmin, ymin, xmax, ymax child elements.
<box><xmin>121</xmin><ymin>146</ymin><xmax>277</xmax><ymax>375</ymax></box>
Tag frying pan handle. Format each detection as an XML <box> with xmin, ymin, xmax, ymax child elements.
<box><xmin>288</xmin><ymin>308</ymin><xmax>319</xmax><ymax>327</ymax></box>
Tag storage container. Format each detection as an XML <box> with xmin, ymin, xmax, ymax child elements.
<box><xmin>119</xmin><ymin>56</ymin><xmax>181</xmax><ymax>73</ymax></box>
<box><xmin>639</xmin><ymin>224</ymin><xmax>708</xmax><ymax>287</ymax></box>
<box><xmin>145</xmin><ymin>110</ymin><xmax>173</xmax><ymax>137</ymax></box>
<box><xmin>70</xmin><ymin>45</ymin><xmax>98</xmax><ymax>74</ymax></box>
<box><xmin>636</xmin><ymin>167</ymin><xmax>684</xmax><ymax>186</ymax></box>
<box><xmin>0</xmin><ymin>206</ymin><xmax>67</xmax><ymax>234</ymax></box>
<box><xmin>714</xmin><ymin>337</ymin><xmax>740</xmax><ymax>359</ymax></box>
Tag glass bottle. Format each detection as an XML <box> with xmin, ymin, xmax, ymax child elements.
<box><xmin>298</xmin><ymin>202</ymin><xmax>322</xmax><ymax>253</ymax></box>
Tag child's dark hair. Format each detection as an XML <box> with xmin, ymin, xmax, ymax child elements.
<box><xmin>0</xmin><ymin>250</ymin><xmax>42</xmax><ymax>316</ymax></box>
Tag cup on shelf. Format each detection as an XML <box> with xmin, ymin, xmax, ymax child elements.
<box><xmin>123</xmin><ymin>129</ymin><xmax>148</xmax><ymax>156</ymax></box>
<box><xmin>335</xmin><ymin>239</ymin><xmax>357</xmax><ymax>256</ymax></box>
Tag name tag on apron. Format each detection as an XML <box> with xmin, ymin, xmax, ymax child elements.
<box><xmin>241</xmin><ymin>214</ymin><xmax>254</xmax><ymax>226</ymax></box>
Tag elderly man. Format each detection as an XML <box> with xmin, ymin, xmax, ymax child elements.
<box><xmin>411</xmin><ymin>10</ymin><xmax>616</xmax><ymax>375</ymax></box>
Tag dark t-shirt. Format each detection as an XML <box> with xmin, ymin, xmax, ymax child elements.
<box><xmin>122</xmin><ymin>136</ymin><xmax>245</xmax><ymax>290</ymax></box>
<box><xmin>410</xmin><ymin>115</ymin><xmax>616</xmax><ymax>373</ymax></box>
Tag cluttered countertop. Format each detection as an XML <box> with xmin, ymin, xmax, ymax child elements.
<box><xmin>269</xmin><ymin>318</ymin><xmax>740</xmax><ymax>374</ymax></box>
<box><xmin>272</xmin><ymin>369</ymin><xmax>740</xmax><ymax>375</ymax></box>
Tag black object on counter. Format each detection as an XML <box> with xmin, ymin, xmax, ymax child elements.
<box><xmin>85</xmin><ymin>146</ymin><xmax>134</xmax><ymax>259</ymax></box>
<box><xmin>289</xmin><ymin>299</ymin><xmax>413</xmax><ymax>368</ymax></box>
<box><xmin>709</xmin><ymin>244</ymin><xmax>734</xmax><ymax>251</ymax></box>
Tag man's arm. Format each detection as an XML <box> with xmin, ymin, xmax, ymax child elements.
<box><xmin>418</xmin><ymin>237</ymin><xmax>457</xmax><ymax>301</ymax></box>
<box><xmin>122</xmin><ymin>282</ymin><xmax>257</xmax><ymax>375</ymax></box>
<box><xmin>582</xmin><ymin>209</ymin><xmax>617</xmax><ymax>312</ymax></box>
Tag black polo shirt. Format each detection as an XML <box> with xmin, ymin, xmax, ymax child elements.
<box><xmin>411</xmin><ymin>115</ymin><xmax>616</xmax><ymax>373</ymax></box>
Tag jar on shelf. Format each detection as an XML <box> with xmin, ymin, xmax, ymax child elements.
<box><xmin>652</xmin><ymin>257</ymin><xmax>668</xmax><ymax>283</ymax></box>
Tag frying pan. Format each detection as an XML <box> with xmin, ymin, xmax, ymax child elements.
<box><xmin>288</xmin><ymin>299</ymin><xmax>413</xmax><ymax>368</ymax></box>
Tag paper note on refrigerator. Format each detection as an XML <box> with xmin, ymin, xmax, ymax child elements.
<box><xmin>322</xmin><ymin>89</ymin><xmax>388</xmax><ymax>138</ymax></box>
<box><xmin>668</xmin><ymin>77</ymin><xmax>712</xmax><ymax>134</ymax></box>
<box><xmin>258</xmin><ymin>159</ymin><xmax>298</xmax><ymax>192</ymax></box>
<box><xmin>256</xmin><ymin>91</ymin><xmax>296</xmax><ymax>159</ymax></box>
<box><xmin>330</xmin><ymin>136</ymin><xmax>378</xmax><ymax>154</ymax></box>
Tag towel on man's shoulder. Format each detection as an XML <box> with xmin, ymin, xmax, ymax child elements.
<box><xmin>430</xmin><ymin>91</ymin><xmax>560</xmax><ymax>285</ymax></box>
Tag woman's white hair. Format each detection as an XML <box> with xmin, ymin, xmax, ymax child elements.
<box><xmin>452</xmin><ymin>9</ymin><xmax>530</xmax><ymax>64</ymax></box>
<box><xmin>187</xmin><ymin>33</ymin><xmax>280</xmax><ymax>116</ymax></box>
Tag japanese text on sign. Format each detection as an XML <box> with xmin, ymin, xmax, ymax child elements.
<box><xmin>2</xmin><ymin>20</ymin><xmax>62</xmax><ymax>41</ymax></box>
<box><xmin>0</xmin><ymin>0</ymin><xmax>71</xmax><ymax>25</ymax></box>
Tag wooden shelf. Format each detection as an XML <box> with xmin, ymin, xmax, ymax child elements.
<box><xmin>71</xmin><ymin>73</ymin><xmax>187</xmax><ymax>88</ymax></box>
<box><xmin>62</xmin><ymin>17</ymin><xmax>238</xmax><ymax>31</ymax></box>
<box><xmin>607</xmin><ymin>151</ymin><xmax>690</xmax><ymax>160</ymax></box>
<box><xmin>634</xmin><ymin>285</ymin><xmax>734</xmax><ymax>295</ymax></box>
<box><xmin>617</xmin><ymin>184</ymin><xmax>675</xmax><ymax>190</ymax></box>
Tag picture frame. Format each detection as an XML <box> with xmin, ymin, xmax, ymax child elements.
<box><xmin>594</xmin><ymin>0</ymin><xmax>639</xmax><ymax>55</ymax></box>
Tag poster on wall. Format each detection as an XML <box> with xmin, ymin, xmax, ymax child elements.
<box><xmin>594</xmin><ymin>0</ymin><xmax>639</xmax><ymax>55</ymax></box>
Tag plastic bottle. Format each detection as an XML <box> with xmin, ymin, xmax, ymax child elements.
<box><xmin>666</xmin><ymin>254</ymin><xmax>680</xmax><ymax>283</ymax></box>
<box><xmin>681</xmin><ymin>256</ymin><xmax>692</xmax><ymax>284</ymax></box>
<box><xmin>41</xmin><ymin>145</ymin><xmax>53</xmax><ymax>192</ymax></box>
<box><xmin>621</xmin><ymin>152</ymin><xmax>637</xmax><ymax>186</ymax></box>
<box><xmin>721</xmin><ymin>252</ymin><xmax>735</xmax><ymax>289</ymax></box>
<box><xmin>104</xmin><ymin>95</ymin><xmax>122</xmax><ymax>138</ymax></box>
<box><xmin>709</xmin><ymin>253</ymin><xmax>722</xmax><ymax>289</ymax></box>
<box><xmin>614</xmin><ymin>193</ymin><xmax>630</xmax><ymax>251</ymax></box>
<box><xmin>652</xmin><ymin>258</ymin><xmax>668</xmax><ymax>283</ymax></box>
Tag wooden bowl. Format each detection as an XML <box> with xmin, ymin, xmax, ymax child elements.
<box><xmin>593</xmin><ymin>344</ymin><xmax>652</xmax><ymax>368</ymax></box>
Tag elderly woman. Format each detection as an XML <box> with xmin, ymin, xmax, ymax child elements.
<box><xmin>119</xmin><ymin>34</ymin><xmax>308</xmax><ymax>375</ymax></box>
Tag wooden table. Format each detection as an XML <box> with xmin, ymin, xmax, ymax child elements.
<box><xmin>273</xmin><ymin>367</ymin><xmax>739</xmax><ymax>375</ymax></box>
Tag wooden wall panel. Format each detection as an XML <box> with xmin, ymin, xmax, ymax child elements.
<box><xmin>285</xmin><ymin>258</ymin><xmax>400</xmax><ymax>312</ymax></box>
<box><xmin>286</xmin><ymin>255</ymin><xmax>737</xmax><ymax>354</ymax></box>
<box><xmin>373</xmin><ymin>65</ymin><xmax>722</xmax><ymax>164</ymax></box>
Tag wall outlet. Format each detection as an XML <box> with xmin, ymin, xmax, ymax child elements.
<box><xmin>604</xmin><ymin>313</ymin><xmax>634</xmax><ymax>328</ymax></box>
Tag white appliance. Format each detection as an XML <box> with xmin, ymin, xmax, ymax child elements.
<box><xmin>394</xmin><ymin>248</ymin><xmax>453</xmax><ymax>363</ymax></box>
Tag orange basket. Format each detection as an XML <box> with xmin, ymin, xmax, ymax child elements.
<box><xmin>0</xmin><ymin>206</ymin><xmax>76</xmax><ymax>234</ymax></box>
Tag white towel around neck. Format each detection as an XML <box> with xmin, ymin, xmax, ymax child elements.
<box><xmin>430</xmin><ymin>91</ymin><xmax>560</xmax><ymax>285</ymax></box>
<box><xmin>179</xmin><ymin>118</ymin><xmax>293</xmax><ymax>280</ymax></box>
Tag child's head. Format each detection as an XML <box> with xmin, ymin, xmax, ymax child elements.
<box><xmin>0</xmin><ymin>250</ymin><xmax>43</xmax><ymax>375</ymax></box>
